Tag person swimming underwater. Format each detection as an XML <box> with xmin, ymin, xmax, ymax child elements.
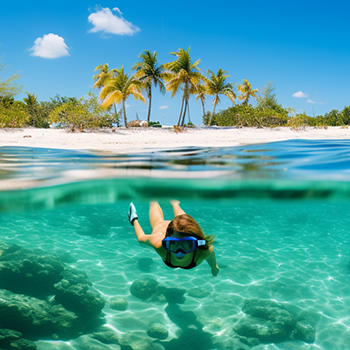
<box><xmin>128</xmin><ymin>200</ymin><xmax>219</xmax><ymax>276</ymax></box>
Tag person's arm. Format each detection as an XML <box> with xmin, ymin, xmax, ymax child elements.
<box><xmin>206</xmin><ymin>247</ymin><xmax>219</xmax><ymax>277</ymax></box>
<box><xmin>133</xmin><ymin>219</ymin><xmax>153</xmax><ymax>247</ymax></box>
<box><xmin>133</xmin><ymin>219</ymin><xmax>163</xmax><ymax>248</ymax></box>
<box><xmin>171</xmin><ymin>200</ymin><xmax>186</xmax><ymax>216</ymax></box>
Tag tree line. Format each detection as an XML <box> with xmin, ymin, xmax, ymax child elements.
<box><xmin>93</xmin><ymin>47</ymin><xmax>259</xmax><ymax>127</ymax></box>
<box><xmin>1</xmin><ymin>48</ymin><xmax>350</xmax><ymax>130</ymax></box>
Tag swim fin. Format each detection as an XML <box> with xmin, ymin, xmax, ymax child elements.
<box><xmin>128</xmin><ymin>202</ymin><xmax>138</xmax><ymax>225</ymax></box>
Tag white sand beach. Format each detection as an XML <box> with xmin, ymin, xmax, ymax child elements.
<box><xmin>0</xmin><ymin>126</ymin><xmax>349</xmax><ymax>153</ymax></box>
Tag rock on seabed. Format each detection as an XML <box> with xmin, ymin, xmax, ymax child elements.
<box><xmin>233</xmin><ymin>299</ymin><xmax>316</xmax><ymax>345</ymax></box>
<box><xmin>0</xmin><ymin>329</ymin><xmax>37</xmax><ymax>350</ymax></box>
<box><xmin>0</xmin><ymin>289</ymin><xmax>78</xmax><ymax>339</ymax></box>
<box><xmin>147</xmin><ymin>323</ymin><xmax>169</xmax><ymax>340</ymax></box>
<box><xmin>0</xmin><ymin>242</ymin><xmax>105</xmax><ymax>340</ymax></box>
<box><xmin>109</xmin><ymin>297</ymin><xmax>128</xmax><ymax>311</ymax></box>
<box><xmin>130</xmin><ymin>278</ymin><xmax>159</xmax><ymax>300</ymax></box>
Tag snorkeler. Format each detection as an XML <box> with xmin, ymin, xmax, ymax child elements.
<box><xmin>128</xmin><ymin>200</ymin><xmax>219</xmax><ymax>276</ymax></box>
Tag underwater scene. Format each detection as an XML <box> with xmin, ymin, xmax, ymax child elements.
<box><xmin>0</xmin><ymin>140</ymin><xmax>350</xmax><ymax>350</ymax></box>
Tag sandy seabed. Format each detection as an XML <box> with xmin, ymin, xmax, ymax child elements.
<box><xmin>0</xmin><ymin>126</ymin><xmax>349</xmax><ymax>153</ymax></box>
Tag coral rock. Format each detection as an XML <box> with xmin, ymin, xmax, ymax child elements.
<box><xmin>147</xmin><ymin>323</ymin><xmax>169</xmax><ymax>340</ymax></box>
<box><xmin>53</xmin><ymin>279</ymin><xmax>105</xmax><ymax>318</ymax></box>
<box><xmin>0</xmin><ymin>245</ymin><xmax>64</xmax><ymax>298</ymax></box>
<box><xmin>234</xmin><ymin>299</ymin><xmax>315</xmax><ymax>345</ymax></box>
<box><xmin>0</xmin><ymin>289</ymin><xmax>78</xmax><ymax>339</ymax></box>
<box><xmin>290</xmin><ymin>321</ymin><xmax>315</xmax><ymax>343</ymax></box>
<box><xmin>109</xmin><ymin>298</ymin><xmax>128</xmax><ymax>311</ymax></box>
<box><xmin>130</xmin><ymin>278</ymin><xmax>158</xmax><ymax>300</ymax></box>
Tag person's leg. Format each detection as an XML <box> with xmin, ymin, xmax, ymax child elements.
<box><xmin>149</xmin><ymin>201</ymin><xmax>164</xmax><ymax>229</ymax></box>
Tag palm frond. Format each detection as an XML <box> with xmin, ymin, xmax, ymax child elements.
<box><xmin>102</xmin><ymin>90</ymin><xmax>123</xmax><ymax>108</ymax></box>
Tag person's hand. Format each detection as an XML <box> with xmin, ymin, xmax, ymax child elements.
<box><xmin>170</xmin><ymin>200</ymin><xmax>180</xmax><ymax>206</ymax></box>
<box><xmin>211</xmin><ymin>266</ymin><xmax>219</xmax><ymax>277</ymax></box>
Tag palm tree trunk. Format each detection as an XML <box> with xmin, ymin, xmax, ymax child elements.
<box><xmin>210</xmin><ymin>98</ymin><xmax>218</xmax><ymax>125</ymax></box>
<box><xmin>177</xmin><ymin>94</ymin><xmax>186</xmax><ymax>126</ymax></box>
<box><xmin>180</xmin><ymin>83</ymin><xmax>190</xmax><ymax>126</ymax></box>
<box><xmin>181</xmin><ymin>97</ymin><xmax>188</xmax><ymax>126</ymax></box>
<box><xmin>147</xmin><ymin>86</ymin><xmax>152</xmax><ymax>124</ymax></box>
<box><xmin>201</xmin><ymin>98</ymin><xmax>206</xmax><ymax>118</ymax></box>
<box><xmin>243</xmin><ymin>94</ymin><xmax>249</xmax><ymax>106</ymax></box>
<box><xmin>113</xmin><ymin>103</ymin><xmax>119</xmax><ymax>126</ymax></box>
<box><xmin>212</xmin><ymin>104</ymin><xmax>217</xmax><ymax>117</ymax></box>
<box><xmin>123</xmin><ymin>100</ymin><xmax>128</xmax><ymax>127</ymax></box>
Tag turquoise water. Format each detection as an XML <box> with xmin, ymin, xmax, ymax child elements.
<box><xmin>1</xmin><ymin>140</ymin><xmax>350</xmax><ymax>350</ymax></box>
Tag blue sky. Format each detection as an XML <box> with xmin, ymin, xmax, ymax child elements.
<box><xmin>1</xmin><ymin>0</ymin><xmax>350</xmax><ymax>125</ymax></box>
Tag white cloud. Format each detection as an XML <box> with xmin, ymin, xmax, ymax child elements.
<box><xmin>292</xmin><ymin>91</ymin><xmax>308</xmax><ymax>98</ymax></box>
<box><xmin>88</xmin><ymin>7</ymin><xmax>140</xmax><ymax>35</ymax></box>
<box><xmin>112</xmin><ymin>7</ymin><xmax>122</xmax><ymax>15</ymax></box>
<box><xmin>159</xmin><ymin>105</ymin><xmax>169</xmax><ymax>110</ymax></box>
<box><xmin>307</xmin><ymin>99</ymin><xmax>317</xmax><ymax>104</ymax></box>
<box><xmin>30</xmin><ymin>33</ymin><xmax>69</xmax><ymax>59</ymax></box>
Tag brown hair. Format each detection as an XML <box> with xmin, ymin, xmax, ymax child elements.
<box><xmin>166</xmin><ymin>214</ymin><xmax>215</xmax><ymax>250</ymax></box>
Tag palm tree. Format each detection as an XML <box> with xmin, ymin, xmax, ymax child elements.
<box><xmin>193</xmin><ymin>84</ymin><xmax>207</xmax><ymax>119</ymax></box>
<box><xmin>93</xmin><ymin>63</ymin><xmax>119</xmax><ymax>116</ymax></box>
<box><xmin>237</xmin><ymin>79</ymin><xmax>259</xmax><ymax>105</ymax></box>
<box><xmin>99</xmin><ymin>67</ymin><xmax>146</xmax><ymax>127</ymax></box>
<box><xmin>163</xmin><ymin>47</ymin><xmax>202</xmax><ymax>126</ymax></box>
<box><xmin>132</xmin><ymin>50</ymin><xmax>166</xmax><ymax>124</ymax></box>
<box><xmin>205</xmin><ymin>69</ymin><xmax>236</xmax><ymax>124</ymax></box>
<box><xmin>23</xmin><ymin>92</ymin><xmax>38</xmax><ymax>107</ymax></box>
<box><xmin>93</xmin><ymin>63</ymin><xmax>115</xmax><ymax>88</ymax></box>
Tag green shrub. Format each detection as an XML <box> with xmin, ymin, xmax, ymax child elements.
<box><xmin>287</xmin><ymin>114</ymin><xmax>310</xmax><ymax>129</ymax></box>
<box><xmin>48</xmin><ymin>93</ymin><xmax>120</xmax><ymax>131</ymax></box>
<box><xmin>323</xmin><ymin>109</ymin><xmax>344</xmax><ymax>126</ymax></box>
<box><xmin>203</xmin><ymin>112</ymin><xmax>215</xmax><ymax>126</ymax></box>
<box><xmin>23</xmin><ymin>93</ymin><xmax>50</xmax><ymax>128</ymax></box>
<box><xmin>0</xmin><ymin>97</ymin><xmax>29</xmax><ymax>127</ymax></box>
<box><xmin>49</xmin><ymin>101</ymin><xmax>93</xmax><ymax>131</ymax></box>
<box><xmin>82</xmin><ymin>92</ymin><xmax>120</xmax><ymax>128</ymax></box>
<box><xmin>342</xmin><ymin>106</ymin><xmax>350</xmax><ymax>125</ymax></box>
<box><xmin>213</xmin><ymin>105</ymin><xmax>288</xmax><ymax>128</ymax></box>
<box><xmin>149</xmin><ymin>121</ymin><xmax>162</xmax><ymax>127</ymax></box>
<box><xmin>0</xmin><ymin>105</ymin><xmax>28</xmax><ymax>128</ymax></box>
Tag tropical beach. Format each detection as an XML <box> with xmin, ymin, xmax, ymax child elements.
<box><xmin>0</xmin><ymin>126</ymin><xmax>349</xmax><ymax>152</ymax></box>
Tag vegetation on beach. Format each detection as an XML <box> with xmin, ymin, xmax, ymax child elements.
<box><xmin>132</xmin><ymin>50</ymin><xmax>166</xmax><ymax>124</ymax></box>
<box><xmin>48</xmin><ymin>92</ymin><xmax>120</xmax><ymax>131</ymax></box>
<box><xmin>1</xmin><ymin>54</ymin><xmax>350</xmax><ymax>130</ymax></box>
<box><xmin>0</xmin><ymin>61</ymin><xmax>23</xmax><ymax>98</ymax></box>
<box><xmin>163</xmin><ymin>47</ymin><xmax>202</xmax><ymax>126</ymax></box>
<box><xmin>0</xmin><ymin>96</ymin><xmax>28</xmax><ymax>128</ymax></box>
<box><xmin>205</xmin><ymin>69</ymin><xmax>236</xmax><ymax>125</ymax></box>
<box><xmin>98</xmin><ymin>66</ymin><xmax>145</xmax><ymax>127</ymax></box>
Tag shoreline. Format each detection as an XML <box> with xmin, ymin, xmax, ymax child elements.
<box><xmin>0</xmin><ymin>126</ymin><xmax>349</xmax><ymax>153</ymax></box>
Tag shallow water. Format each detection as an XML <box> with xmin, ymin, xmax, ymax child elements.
<box><xmin>1</xmin><ymin>140</ymin><xmax>350</xmax><ymax>350</ymax></box>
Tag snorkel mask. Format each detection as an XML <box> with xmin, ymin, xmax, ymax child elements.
<box><xmin>162</xmin><ymin>236</ymin><xmax>206</xmax><ymax>259</ymax></box>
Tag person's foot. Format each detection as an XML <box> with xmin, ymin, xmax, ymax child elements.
<box><xmin>128</xmin><ymin>202</ymin><xmax>138</xmax><ymax>225</ymax></box>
